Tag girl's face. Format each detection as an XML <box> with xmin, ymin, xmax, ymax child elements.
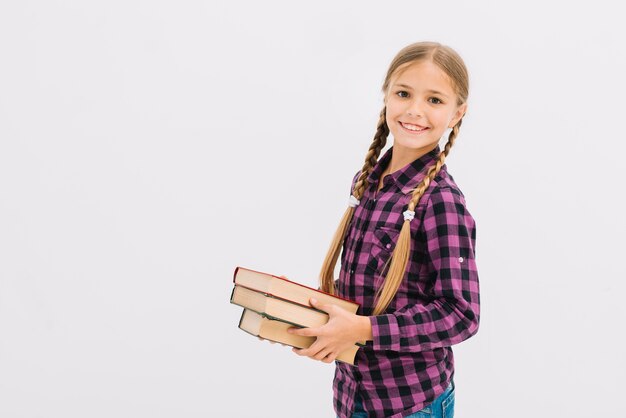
<box><xmin>384</xmin><ymin>60</ymin><xmax>467</xmax><ymax>158</ymax></box>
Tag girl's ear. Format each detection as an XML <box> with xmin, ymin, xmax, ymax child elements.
<box><xmin>448</xmin><ymin>103</ymin><xmax>468</xmax><ymax>128</ymax></box>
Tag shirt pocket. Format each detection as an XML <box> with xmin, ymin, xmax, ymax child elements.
<box><xmin>364</xmin><ymin>226</ymin><xmax>400</xmax><ymax>284</ymax></box>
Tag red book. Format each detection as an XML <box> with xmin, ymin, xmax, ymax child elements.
<box><xmin>232</xmin><ymin>266</ymin><xmax>359</xmax><ymax>314</ymax></box>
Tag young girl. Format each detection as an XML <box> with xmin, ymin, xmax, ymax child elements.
<box><xmin>288</xmin><ymin>41</ymin><xmax>480</xmax><ymax>418</ymax></box>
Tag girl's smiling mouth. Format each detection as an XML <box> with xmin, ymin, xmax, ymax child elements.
<box><xmin>399</xmin><ymin>121</ymin><xmax>430</xmax><ymax>133</ymax></box>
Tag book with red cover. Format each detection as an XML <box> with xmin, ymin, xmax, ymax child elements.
<box><xmin>232</xmin><ymin>266</ymin><xmax>359</xmax><ymax>314</ymax></box>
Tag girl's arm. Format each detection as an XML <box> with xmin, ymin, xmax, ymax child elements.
<box><xmin>291</xmin><ymin>179</ymin><xmax>479</xmax><ymax>361</ymax></box>
<box><xmin>369</xmin><ymin>185</ymin><xmax>480</xmax><ymax>352</ymax></box>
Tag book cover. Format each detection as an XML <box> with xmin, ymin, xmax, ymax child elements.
<box><xmin>237</xmin><ymin>308</ymin><xmax>359</xmax><ymax>365</ymax></box>
<box><xmin>230</xmin><ymin>285</ymin><xmax>330</xmax><ymax>329</ymax></box>
<box><xmin>233</xmin><ymin>267</ymin><xmax>359</xmax><ymax>314</ymax></box>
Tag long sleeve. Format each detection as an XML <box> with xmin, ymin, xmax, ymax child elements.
<box><xmin>369</xmin><ymin>185</ymin><xmax>480</xmax><ymax>352</ymax></box>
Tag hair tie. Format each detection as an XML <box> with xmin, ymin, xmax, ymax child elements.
<box><xmin>348</xmin><ymin>195</ymin><xmax>360</xmax><ymax>207</ymax></box>
<box><xmin>403</xmin><ymin>209</ymin><xmax>415</xmax><ymax>222</ymax></box>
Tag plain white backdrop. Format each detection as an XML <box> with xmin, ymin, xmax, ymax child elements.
<box><xmin>1</xmin><ymin>1</ymin><xmax>624</xmax><ymax>417</ymax></box>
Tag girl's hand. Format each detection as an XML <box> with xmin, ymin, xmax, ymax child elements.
<box><xmin>288</xmin><ymin>298</ymin><xmax>372</xmax><ymax>363</ymax></box>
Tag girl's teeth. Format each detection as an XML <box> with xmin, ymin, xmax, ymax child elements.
<box><xmin>403</xmin><ymin>123</ymin><xmax>426</xmax><ymax>131</ymax></box>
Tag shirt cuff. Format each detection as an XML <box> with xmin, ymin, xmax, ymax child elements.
<box><xmin>370</xmin><ymin>314</ymin><xmax>401</xmax><ymax>351</ymax></box>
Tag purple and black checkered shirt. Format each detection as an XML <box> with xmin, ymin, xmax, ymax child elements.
<box><xmin>333</xmin><ymin>145</ymin><xmax>480</xmax><ymax>418</ymax></box>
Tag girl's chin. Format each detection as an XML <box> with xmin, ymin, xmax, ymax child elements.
<box><xmin>391</xmin><ymin>138</ymin><xmax>440</xmax><ymax>152</ymax></box>
<box><xmin>393</xmin><ymin>136</ymin><xmax>438</xmax><ymax>147</ymax></box>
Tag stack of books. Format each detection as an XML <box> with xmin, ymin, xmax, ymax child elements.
<box><xmin>229</xmin><ymin>266</ymin><xmax>362</xmax><ymax>365</ymax></box>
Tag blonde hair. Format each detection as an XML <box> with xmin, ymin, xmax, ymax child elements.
<box><xmin>319</xmin><ymin>41</ymin><xmax>469</xmax><ymax>315</ymax></box>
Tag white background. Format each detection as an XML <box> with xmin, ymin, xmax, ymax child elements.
<box><xmin>1</xmin><ymin>1</ymin><xmax>624</xmax><ymax>417</ymax></box>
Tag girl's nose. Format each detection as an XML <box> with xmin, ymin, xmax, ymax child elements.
<box><xmin>406</xmin><ymin>101</ymin><xmax>423</xmax><ymax>117</ymax></box>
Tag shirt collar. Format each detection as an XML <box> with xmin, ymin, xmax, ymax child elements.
<box><xmin>367</xmin><ymin>145</ymin><xmax>442</xmax><ymax>195</ymax></box>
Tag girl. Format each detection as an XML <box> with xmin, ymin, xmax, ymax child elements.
<box><xmin>288</xmin><ymin>41</ymin><xmax>480</xmax><ymax>418</ymax></box>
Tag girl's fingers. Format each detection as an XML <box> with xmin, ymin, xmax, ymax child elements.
<box><xmin>292</xmin><ymin>347</ymin><xmax>309</xmax><ymax>357</ymax></box>
<box><xmin>313</xmin><ymin>348</ymin><xmax>334</xmax><ymax>362</ymax></box>
<box><xmin>293</xmin><ymin>339</ymin><xmax>323</xmax><ymax>358</ymax></box>
<box><xmin>322</xmin><ymin>353</ymin><xmax>337</xmax><ymax>364</ymax></box>
<box><xmin>308</xmin><ymin>298</ymin><xmax>333</xmax><ymax>314</ymax></box>
<box><xmin>288</xmin><ymin>326</ymin><xmax>321</xmax><ymax>337</ymax></box>
<box><xmin>294</xmin><ymin>339</ymin><xmax>337</xmax><ymax>362</ymax></box>
<box><xmin>292</xmin><ymin>345</ymin><xmax>315</xmax><ymax>357</ymax></box>
<box><xmin>292</xmin><ymin>343</ymin><xmax>337</xmax><ymax>363</ymax></box>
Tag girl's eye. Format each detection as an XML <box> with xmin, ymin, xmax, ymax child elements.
<box><xmin>429</xmin><ymin>97</ymin><xmax>443</xmax><ymax>104</ymax></box>
<box><xmin>396</xmin><ymin>91</ymin><xmax>409</xmax><ymax>98</ymax></box>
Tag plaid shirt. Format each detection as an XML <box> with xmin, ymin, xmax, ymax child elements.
<box><xmin>333</xmin><ymin>145</ymin><xmax>480</xmax><ymax>418</ymax></box>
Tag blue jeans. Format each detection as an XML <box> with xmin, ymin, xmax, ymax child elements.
<box><xmin>344</xmin><ymin>380</ymin><xmax>455</xmax><ymax>418</ymax></box>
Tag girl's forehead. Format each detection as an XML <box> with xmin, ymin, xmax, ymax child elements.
<box><xmin>390</xmin><ymin>61</ymin><xmax>456</xmax><ymax>93</ymax></box>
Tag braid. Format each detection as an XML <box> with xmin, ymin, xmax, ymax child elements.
<box><xmin>407</xmin><ymin>121</ymin><xmax>461</xmax><ymax>210</ymax></box>
<box><xmin>372</xmin><ymin>120</ymin><xmax>463</xmax><ymax>315</ymax></box>
<box><xmin>319</xmin><ymin>107</ymin><xmax>389</xmax><ymax>294</ymax></box>
<box><xmin>353</xmin><ymin>108</ymin><xmax>389</xmax><ymax>199</ymax></box>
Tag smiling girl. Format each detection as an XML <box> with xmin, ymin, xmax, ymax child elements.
<box><xmin>288</xmin><ymin>42</ymin><xmax>480</xmax><ymax>418</ymax></box>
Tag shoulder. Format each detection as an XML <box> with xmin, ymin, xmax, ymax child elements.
<box><xmin>352</xmin><ymin>169</ymin><xmax>361</xmax><ymax>185</ymax></box>
<box><xmin>424</xmin><ymin>169</ymin><xmax>472</xmax><ymax>218</ymax></box>
<box><xmin>349</xmin><ymin>169</ymin><xmax>362</xmax><ymax>191</ymax></box>
<box><xmin>419</xmin><ymin>169</ymin><xmax>478</xmax><ymax>253</ymax></box>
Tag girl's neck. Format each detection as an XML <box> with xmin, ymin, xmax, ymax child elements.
<box><xmin>385</xmin><ymin>143</ymin><xmax>438</xmax><ymax>175</ymax></box>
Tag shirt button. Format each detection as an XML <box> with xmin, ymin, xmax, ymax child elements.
<box><xmin>386</xmin><ymin>243</ymin><xmax>391</xmax><ymax>249</ymax></box>
<box><xmin>350</xmin><ymin>269</ymin><xmax>354</xmax><ymax>274</ymax></box>
<box><xmin>458</xmin><ymin>257</ymin><xmax>464</xmax><ymax>262</ymax></box>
